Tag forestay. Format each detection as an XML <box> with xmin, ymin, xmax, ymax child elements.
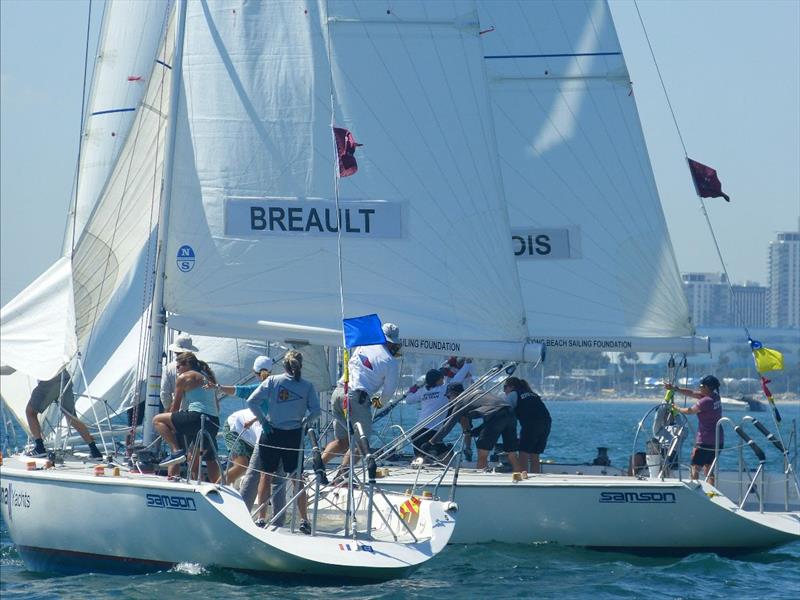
<box><xmin>477</xmin><ymin>0</ymin><xmax>708</xmax><ymax>353</ymax></box>
<box><xmin>163</xmin><ymin>0</ymin><xmax>537</xmax><ymax>361</ymax></box>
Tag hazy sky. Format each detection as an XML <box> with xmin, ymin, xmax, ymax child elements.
<box><xmin>1</xmin><ymin>0</ymin><xmax>798</xmax><ymax>306</ymax></box>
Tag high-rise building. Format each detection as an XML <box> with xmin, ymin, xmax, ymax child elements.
<box><xmin>682</xmin><ymin>272</ymin><xmax>730</xmax><ymax>327</ymax></box>
<box><xmin>767</xmin><ymin>231</ymin><xmax>800</xmax><ymax>328</ymax></box>
<box><xmin>730</xmin><ymin>282</ymin><xmax>767</xmax><ymax>327</ymax></box>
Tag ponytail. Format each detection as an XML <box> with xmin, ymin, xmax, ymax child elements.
<box><xmin>283</xmin><ymin>350</ymin><xmax>303</xmax><ymax>381</ymax></box>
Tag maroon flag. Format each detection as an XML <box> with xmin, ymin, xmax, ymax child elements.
<box><xmin>687</xmin><ymin>158</ymin><xmax>730</xmax><ymax>202</ymax></box>
<box><xmin>333</xmin><ymin>127</ymin><xmax>362</xmax><ymax>178</ymax></box>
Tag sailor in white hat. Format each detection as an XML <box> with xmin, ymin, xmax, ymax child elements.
<box><xmin>160</xmin><ymin>334</ymin><xmax>200</xmax><ymax>410</ymax></box>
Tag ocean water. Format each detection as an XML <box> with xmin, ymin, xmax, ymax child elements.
<box><xmin>2</xmin><ymin>399</ymin><xmax>799</xmax><ymax>599</ymax></box>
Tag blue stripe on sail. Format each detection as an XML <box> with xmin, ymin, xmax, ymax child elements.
<box><xmin>484</xmin><ymin>51</ymin><xmax>622</xmax><ymax>60</ymax></box>
<box><xmin>156</xmin><ymin>59</ymin><xmax>172</xmax><ymax>69</ymax></box>
<box><xmin>91</xmin><ymin>107</ymin><xmax>136</xmax><ymax>116</ymax></box>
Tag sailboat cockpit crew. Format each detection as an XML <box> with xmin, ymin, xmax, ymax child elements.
<box><xmin>426</xmin><ymin>385</ymin><xmax>523</xmax><ymax>473</ymax></box>
<box><xmin>321</xmin><ymin>322</ymin><xmax>402</xmax><ymax>469</ymax></box>
<box><xmin>25</xmin><ymin>369</ymin><xmax>103</xmax><ymax>459</ymax></box>
<box><xmin>503</xmin><ymin>377</ymin><xmax>552</xmax><ymax>474</ymax></box>
<box><xmin>160</xmin><ymin>334</ymin><xmax>200</xmax><ymax>410</ymax></box>
<box><xmin>153</xmin><ymin>353</ymin><xmax>221</xmax><ymax>482</ymax></box>
<box><xmin>240</xmin><ymin>350</ymin><xmax>320</xmax><ymax>532</ymax></box>
<box><xmin>405</xmin><ymin>359</ymin><xmax>473</xmax><ymax>458</ymax></box>
<box><xmin>664</xmin><ymin>375</ymin><xmax>724</xmax><ymax>486</ymax></box>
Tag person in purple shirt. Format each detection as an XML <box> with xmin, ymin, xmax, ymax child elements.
<box><xmin>665</xmin><ymin>374</ymin><xmax>723</xmax><ymax>485</ymax></box>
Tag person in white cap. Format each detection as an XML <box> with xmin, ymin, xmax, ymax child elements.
<box><xmin>160</xmin><ymin>334</ymin><xmax>199</xmax><ymax>410</ymax></box>
<box><xmin>321</xmin><ymin>322</ymin><xmax>402</xmax><ymax>468</ymax></box>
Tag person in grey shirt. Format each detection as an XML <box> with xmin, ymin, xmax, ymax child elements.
<box><xmin>428</xmin><ymin>384</ymin><xmax>522</xmax><ymax>471</ymax></box>
<box><xmin>240</xmin><ymin>350</ymin><xmax>320</xmax><ymax>533</ymax></box>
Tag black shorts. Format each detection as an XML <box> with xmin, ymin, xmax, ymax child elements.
<box><xmin>691</xmin><ymin>443</ymin><xmax>722</xmax><ymax>466</ymax></box>
<box><xmin>411</xmin><ymin>428</ymin><xmax>437</xmax><ymax>456</ymax></box>
<box><xmin>258</xmin><ymin>427</ymin><xmax>303</xmax><ymax>475</ymax></box>
<box><xmin>171</xmin><ymin>411</ymin><xmax>220</xmax><ymax>459</ymax></box>
<box><xmin>519</xmin><ymin>419</ymin><xmax>551</xmax><ymax>454</ymax></box>
<box><xmin>476</xmin><ymin>407</ymin><xmax>518</xmax><ymax>452</ymax></box>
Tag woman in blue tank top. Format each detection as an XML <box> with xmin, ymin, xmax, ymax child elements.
<box><xmin>153</xmin><ymin>353</ymin><xmax>221</xmax><ymax>481</ymax></box>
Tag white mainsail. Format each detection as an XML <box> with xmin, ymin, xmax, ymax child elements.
<box><xmin>477</xmin><ymin>0</ymin><xmax>708</xmax><ymax>353</ymax></box>
<box><xmin>162</xmin><ymin>0</ymin><xmax>537</xmax><ymax>361</ymax></box>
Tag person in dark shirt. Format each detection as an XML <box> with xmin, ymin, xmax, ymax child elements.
<box><xmin>665</xmin><ymin>374</ymin><xmax>723</xmax><ymax>486</ymax></box>
<box><xmin>428</xmin><ymin>383</ymin><xmax>522</xmax><ymax>472</ymax></box>
<box><xmin>504</xmin><ymin>377</ymin><xmax>551</xmax><ymax>473</ymax></box>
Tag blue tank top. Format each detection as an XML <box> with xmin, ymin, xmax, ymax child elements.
<box><xmin>185</xmin><ymin>386</ymin><xmax>217</xmax><ymax>417</ymax></box>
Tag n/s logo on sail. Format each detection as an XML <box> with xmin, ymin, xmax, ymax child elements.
<box><xmin>176</xmin><ymin>245</ymin><xmax>195</xmax><ymax>272</ymax></box>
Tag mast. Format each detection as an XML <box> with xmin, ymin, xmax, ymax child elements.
<box><xmin>142</xmin><ymin>0</ymin><xmax>188</xmax><ymax>444</ymax></box>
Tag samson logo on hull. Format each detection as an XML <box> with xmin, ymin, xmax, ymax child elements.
<box><xmin>146</xmin><ymin>493</ymin><xmax>197</xmax><ymax>511</ymax></box>
<box><xmin>599</xmin><ymin>491</ymin><xmax>676</xmax><ymax>504</ymax></box>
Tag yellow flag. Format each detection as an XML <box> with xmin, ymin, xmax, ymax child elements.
<box><xmin>753</xmin><ymin>347</ymin><xmax>784</xmax><ymax>373</ymax></box>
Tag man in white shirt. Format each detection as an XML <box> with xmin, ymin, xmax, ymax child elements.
<box><xmin>321</xmin><ymin>322</ymin><xmax>401</xmax><ymax>467</ymax></box>
<box><xmin>160</xmin><ymin>334</ymin><xmax>199</xmax><ymax>409</ymax></box>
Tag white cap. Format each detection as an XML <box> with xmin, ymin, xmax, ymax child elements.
<box><xmin>382</xmin><ymin>322</ymin><xmax>400</xmax><ymax>344</ymax></box>
<box><xmin>168</xmin><ymin>334</ymin><xmax>198</xmax><ymax>353</ymax></box>
<box><xmin>253</xmin><ymin>356</ymin><xmax>273</xmax><ymax>373</ymax></box>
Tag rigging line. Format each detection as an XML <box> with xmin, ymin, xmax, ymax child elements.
<box><xmin>634</xmin><ymin>1</ymin><xmax>748</xmax><ymax>340</ymax></box>
<box><xmin>70</xmin><ymin>0</ymin><xmax>94</xmax><ymax>259</ymax></box>
<box><xmin>633</xmin><ymin>0</ymin><xmax>688</xmax><ymax>157</ymax></box>
<box><xmin>324</xmin><ymin>0</ymin><xmax>347</xmax><ymax>346</ymax></box>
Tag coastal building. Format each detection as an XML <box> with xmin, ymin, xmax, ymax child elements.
<box><xmin>682</xmin><ymin>272</ymin><xmax>730</xmax><ymax>327</ymax></box>
<box><xmin>768</xmin><ymin>230</ymin><xmax>800</xmax><ymax>328</ymax></box>
<box><xmin>730</xmin><ymin>282</ymin><xmax>767</xmax><ymax>327</ymax></box>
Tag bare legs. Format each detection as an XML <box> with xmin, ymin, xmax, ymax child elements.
<box><xmin>518</xmin><ymin>451</ymin><xmax>541</xmax><ymax>474</ymax></box>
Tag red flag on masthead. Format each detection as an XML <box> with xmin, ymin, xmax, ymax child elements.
<box><xmin>333</xmin><ymin>127</ymin><xmax>362</xmax><ymax>178</ymax></box>
<box><xmin>687</xmin><ymin>158</ymin><xmax>730</xmax><ymax>202</ymax></box>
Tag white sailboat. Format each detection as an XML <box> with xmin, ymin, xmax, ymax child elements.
<box><xmin>369</xmin><ymin>0</ymin><xmax>799</xmax><ymax>551</ymax></box>
<box><xmin>3</xmin><ymin>0</ymin><xmax>583</xmax><ymax>577</ymax></box>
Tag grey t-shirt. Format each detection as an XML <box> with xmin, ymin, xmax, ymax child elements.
<box><xmin>247</xmin><ymin>373</ymin><xmax>321</xmax><ymax>430</ymax></box>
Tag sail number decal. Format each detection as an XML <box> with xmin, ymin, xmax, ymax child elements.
<box><xmin>225</xmin><ymin>198</ymin><xmax>403</xmax><ymax>238</ymax></box>
<box><xmin>338</xmin><ymin>543</ymin><xmax>375</xmax><ymax>554</ymax></box>
<box><xmin>599</xmin><ymin>491</ymin><xmax>676</xmax><ymax>504</ymax></box>
<box><xmin>146</xmin><ymin>493</ymin><xmax>197</xmax><ymax>511</ymax></box>
<box><xmin>511</xmin><ymin>228</ymin><xmax>577</xmax><ymax>260</ymax></box>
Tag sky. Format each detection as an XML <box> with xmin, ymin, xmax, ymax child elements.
<box><xmin>1</xmin><ymin>0</ymin><xmax>799</xmax><ymax>306</ymax></box>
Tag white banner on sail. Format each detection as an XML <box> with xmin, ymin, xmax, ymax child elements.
<box><xmin>225</xmin><ymin>198</ymin><xmax>404</xmax><ymax>238</ymax></box>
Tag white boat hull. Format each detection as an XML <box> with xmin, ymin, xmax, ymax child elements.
<box><xmin>375</xmin><ymin>466</ymin><xmax>800</xmax><ymax>550</ymax></box>
<box><xmin>0</xmin><ymin>455</ymin><xmax>455</xmax><ymax>579</ymax></box>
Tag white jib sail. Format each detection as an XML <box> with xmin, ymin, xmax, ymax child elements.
<box><xmin>163</xmin><ymin>0</ymin><xmax>536</xmax><ymax>361</ymax></box>
<box><xmin>477</xmin><ymin>0</ymin><xmax>707</xmax><ymax>354</ymax></box>
<box><xmin>64</xmin><ymin>0</ymin><xmax>172</xmax><ymax>253</ymax></box>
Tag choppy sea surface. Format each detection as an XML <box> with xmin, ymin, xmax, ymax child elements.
<box><xmin>2</xmin><ymin>399</ymin><xmax>799</xmax><ymax>599</ymax></box>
